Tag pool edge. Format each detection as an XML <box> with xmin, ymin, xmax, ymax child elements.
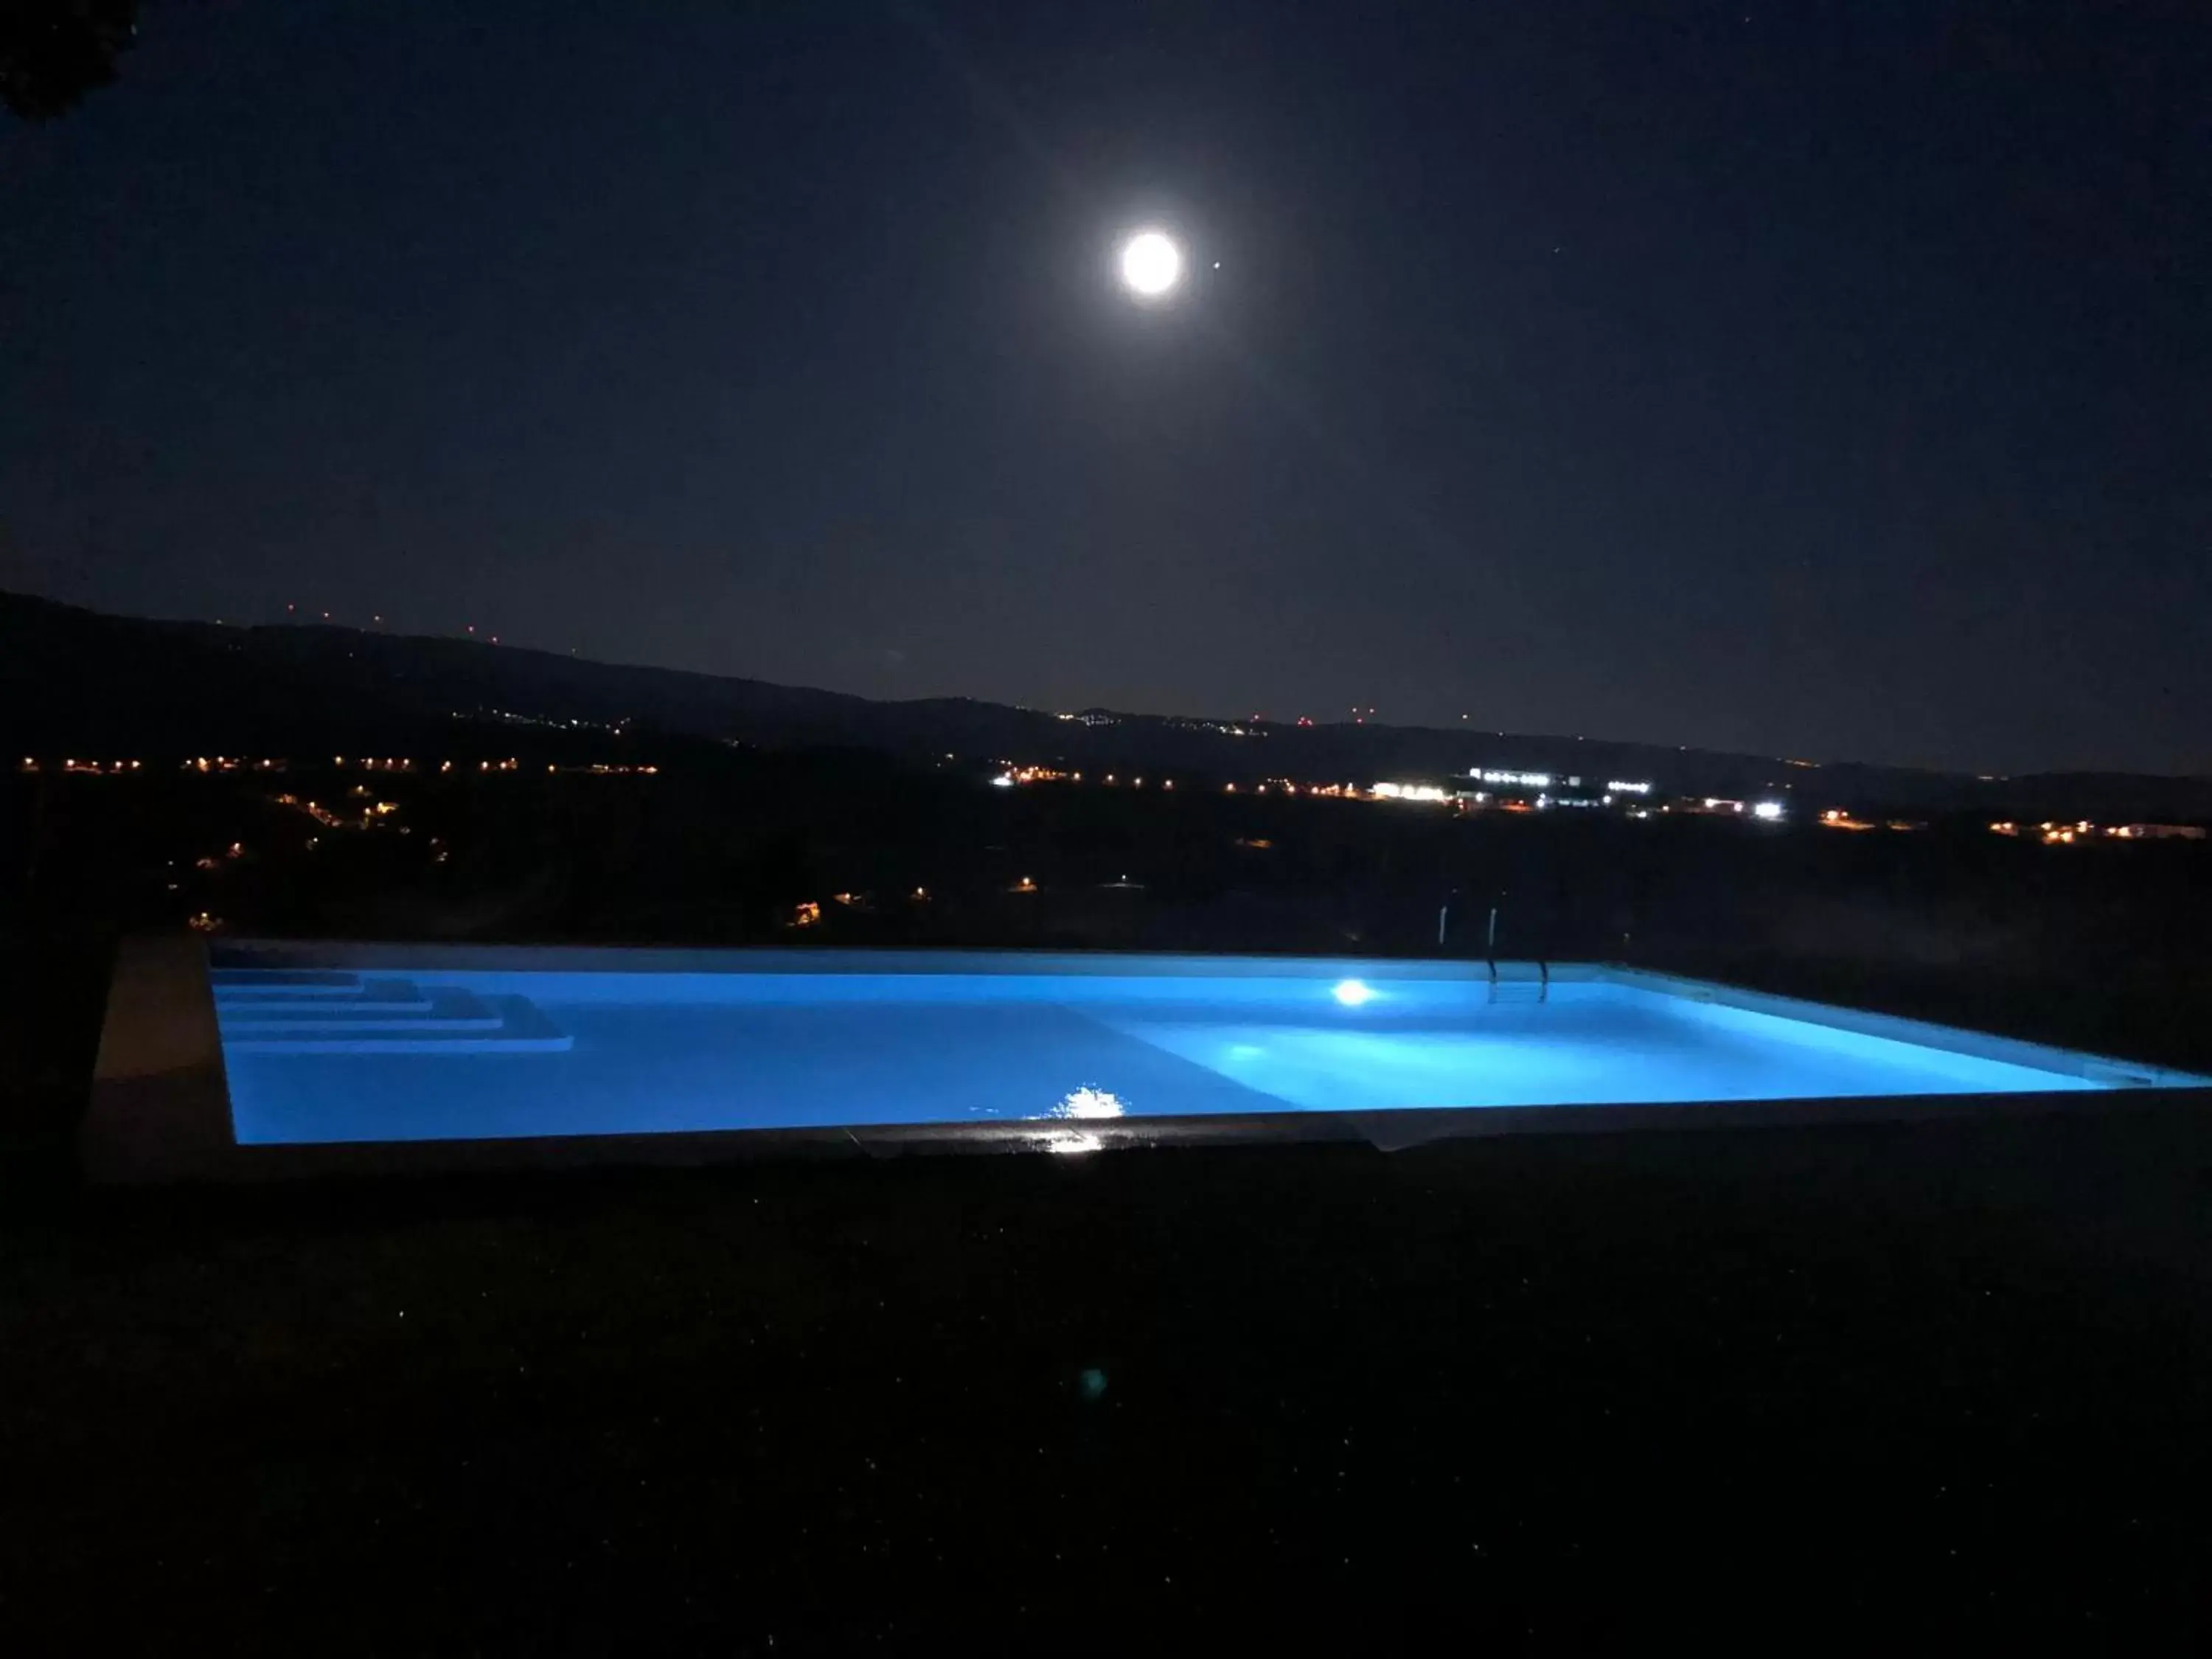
<box><xmin>1599</xmin><ymin>964</ymin><xmax>2212</xmax><ymax>1088</ymax></box>
<box><xmin>84</xmin><ymin>934</ymin><xmax>237</xmax><ymax>1183</ymax></box>
<box><xmin>84</xmin><ymin>936</ymin><xmax>2212</xmax><ymax>1184</ymax></box>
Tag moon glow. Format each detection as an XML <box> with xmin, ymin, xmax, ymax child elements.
<box><xmin>1118</xmin><ymin>230</ymin><xmax>1185</xmax><ymax>299</ymax></box>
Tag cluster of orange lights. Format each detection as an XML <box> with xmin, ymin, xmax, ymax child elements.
<box><xmin>273</xmin><ymin>793</ymin><xmax>400</xmax><ymax>830</ymax></box>
<box><xmin>330</xmin><ymin>756</ymin><xmax>661</xmax><ymax>775</ymax></box>
<box><xmin>271</xmin><ymin>793</ymin><xmax>358</xmax><ymax>830</ymax></box>
<box><xmin>998</xmin><ymin>767</ymin><xmax>1175</xmax><ymax>791</ymax></box>
<box><xmin>187</xmin><ymin>841</ymin><xmax>248</xmax><ymax>872</ymax></box>
<box><xmin>25</xmin><ymin>754</ymin><xmax>661</xmax><ymax>777</ymax></box>
<box><xmin>1987</xmin><ymin>820</ymin><xmax>2203</xmax><ymax>844</ymax></box>
<box><xmin>1818</xmin><ymin>810</ymin><xmax>1924</xmax><ymax>832</ymax></box>
<box><xmin>1234</xmin><ymin>780</ymin><xmax>1432</xmax><ymax>800</ymax></box>
<box><xmin>1004</xmin><ymin>772</ymin><xmax>1479</xmax><ymax>803</ymax></box>
<box><xmin>1992</xmin><ymin>819</ymin><xmax>2093</xmax><ymax>844</ymax></box>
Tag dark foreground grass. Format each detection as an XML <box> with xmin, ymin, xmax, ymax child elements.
<box><xmin>3</xmin><ymin>1106</ymin><xmax>2210</xmax><ymax>1653</ymax></box>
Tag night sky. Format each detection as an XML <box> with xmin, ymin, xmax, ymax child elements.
<box><xmin>3</xmin><ymin>1</ymin><xmax>2206</xmax><ymax>774</ymax></box>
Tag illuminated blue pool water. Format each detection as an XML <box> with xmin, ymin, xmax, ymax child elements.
<box><xmin>208</xmin><ymin>949</ymin><xmax>2208</xmax><ymax>1148</ymax></box>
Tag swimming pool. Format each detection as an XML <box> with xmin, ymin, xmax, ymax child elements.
<box><xmin>81</xmin><ymin>941</ymin><xmax>2205</xmax><ymax>1178</ymax></box>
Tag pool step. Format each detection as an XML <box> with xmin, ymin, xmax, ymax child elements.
<box><xmin>1488</xmin><ymin>977</ymin><xmax>1549</xmax><ymax>1005</ymax></box>
<box><xmin>215</xmin><ymin>976</ymin><xmax>436</xmax><ymax>1015</ymax></box>
<box><xmin>209</xmin><ymin>968</ymin><xmax>369</xmax><ymax>998</ymax></box>
<box><xmin>219</xmin><ymin>984</ymin><xmax>504</xmax><ymax>1034</ymax></box>
<box><xmin>219</xmin><ymin>983</ymin><xmax>574</xmax><ymax>1055</ymax></box>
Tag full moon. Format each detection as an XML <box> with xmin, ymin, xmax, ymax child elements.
<box><xmin>1118</xmin><ymin>230</ymin><xmax>1184</xmax><ymax>299</ymax></box>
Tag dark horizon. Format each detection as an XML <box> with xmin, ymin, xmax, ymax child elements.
<box><xmin>4</xmin><ymin>2</ymin><xmax>2207</xmax><ymax>776</ymax></box>
<box><xmin>16</xmin><ymin>584</ymin><xmax>2212</xmax><ymax>795</ymax></box>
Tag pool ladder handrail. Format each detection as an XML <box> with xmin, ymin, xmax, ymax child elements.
<box><xmin>1482</xmin><ymin>953</ymin><xmax>1549</xmax><ymax>1004</ymax></box>
<box><xmin>1486</xmin><ymin>947</ymin><xmax>1557</xmax><ymax>1000</ymax></box>
<box><xmin>1445</xmin><ymin>893</ymin><xmax>1548</xmax><ymax>1004</ymax></box>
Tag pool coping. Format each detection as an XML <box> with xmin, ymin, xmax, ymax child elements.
<box><xmin>82</xmin><ymin>935</ymin><xmax>2212</xmax><ymax>1183</ymax></box>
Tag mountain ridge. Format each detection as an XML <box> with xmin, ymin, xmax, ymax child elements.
<box><xmin>4</xmin><ymin>589</ymin><xmax>2206</xmax><ymax>821</ymax></box>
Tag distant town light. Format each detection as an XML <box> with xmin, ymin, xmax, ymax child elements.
<box><xmin>1752</xmin><ymin>801</ymin><xmax>1786</xmax><ymax>821</ymax></box>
